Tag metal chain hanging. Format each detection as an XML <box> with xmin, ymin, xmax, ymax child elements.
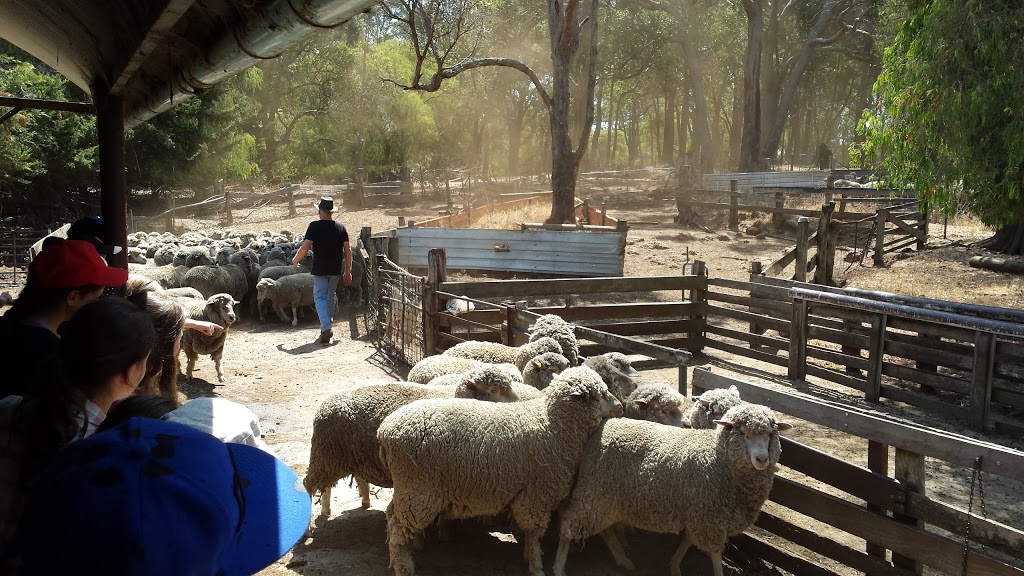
<box><xmin>962</xmin><ymin>456</ymin><xmax>988</xmax><ymax>576</ymax></box>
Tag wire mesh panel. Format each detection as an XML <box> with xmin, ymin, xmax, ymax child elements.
<box><xmin>373</xmin><ymin>256</ymin><xmax>425</xmax><ymax>367</ymax></box>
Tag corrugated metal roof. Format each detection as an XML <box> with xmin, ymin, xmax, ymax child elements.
<box><xmin>0</xmin><ymin>0</ymin><xmax>376</xmax><ymax>125</ymax></box>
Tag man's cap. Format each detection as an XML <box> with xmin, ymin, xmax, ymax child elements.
<box><xmin>165</xmin><ymin>397</ymin><xmax>275</xmax><ymax>454</ymax></box>
<box><xmin>18</xmin><ymin>417</ymin><xmax>312</xmax><ymax>576</ymax></box>
<box><xmin>28</xmin><ymin>239</ymin><xmax>128</xmax><ymax>289</ymax></box>
<box><xmin>67</xmin><ymin>215</ymin><xmax>123</xmax><ymax>256</ymax></box>
<box><xmin>315</xmin><ymin>196</ymin><xmax>335</xmax><ymax>212</ymax></box>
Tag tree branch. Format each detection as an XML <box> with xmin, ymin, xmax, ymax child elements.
<box><xmin>573</xmin><ymin>0</ymin><xmax>600</xmax><ymax>163</ymax></box>
<box><xmin>382</xmin><ymin>58</ymin><xmax>552</xmax><ymax>109</ymax></box>
<box><xmin>280</xmin><ymin>110</ymin><xmax>321</xmax><ymax>145</ymax></box>
<box><xmin>561</xmin><ymin>0</ymin><xmax>581</xmax><ymax>51</ymax></box>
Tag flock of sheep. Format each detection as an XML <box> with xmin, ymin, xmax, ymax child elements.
<box><xmin>123</xmin><ymin>228</ymin><xmax>366</xmax><ymax>396</ymax></box>
<box><xmin>304</xmin><ymin>314</ymin><xmax>792</xmax><ymax>576</ymax></box>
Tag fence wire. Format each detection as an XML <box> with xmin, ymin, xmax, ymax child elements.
<box><xmin>370</xmin><ymin>253</ymin><xmax>425</xmax><ymax>367</ymax></box>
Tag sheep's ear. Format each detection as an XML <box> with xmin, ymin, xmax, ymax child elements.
<box><xmin>531</xmin><ymin>358</ymin><xmax>543</xmax><ymax>369</ymax></box>
<box><xmin>728</xmin><ymin>385</ymin><xmax>740</xmax><ymax>397</ymax></box>
<box><xmin>463</xmin><ymin>378</ymin><xmax>477</xmax><ymax>389</ymax></box>
<box><xmin>633</xmin><ymin>399</ymin><xmax>648</xmax><ymax>408</ymax></box>
<box><xmin>776</xmin><ymin>422</ymin><xmax>793</xmax><ymax>431</ymax></box>
<box><xmin>713</xmin><ymin>418</ymin><xmax>734</xmax><ymax>430</ymax></box>
<box><xmin>233</xmin><ymin>300</ymin><xmax>242</xmax><ymax>306</ymax></box>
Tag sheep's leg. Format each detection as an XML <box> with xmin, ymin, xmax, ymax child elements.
<box><xmin>708</xmin><ymin>549</ymin><xmax>724</xmax><ymax>576</ymax></box>
<box><xmin>669</xmin><ymin>534</ymin><xmax>694</xmax><ymax>576</ymax></box>
<box><xmin>356</xmin><ymin>477</ymin><xmax>371</xmax><ymax>508</ymax></box>
<box><xmin>386</xmin><ymin>492</ymin><xmax>441</xmax><ymax>576</ymax></box>
<box><xmin>599</xmin><ymin>527</ymin><xmax>636</xmax><ymax>571</ymax></box>
<box><xmin>185</xmin><ymin>353</ymin><xmax>197</xmax><ymax>383</ymax></box>
<box><xmin>213</xmin><ymin>349</ymin><xmax>225</xmax><ymax>383</ymax></box>
<box><xmin>290</xmin><ymin>304</ymin><xmax>299</xmax><ymax>327</ymax></box>
<box><xmin>320</xmin><ymin>486</ymin><xmax>332</xmax><ymax>517</ymax></box>
<box><xmin>552</xmin><ymin>538</ymin><xmax>572</xmax><ymax>576</ymax></box>
<box><xmin>522</xmin><ymin>531</ymin><xmax>545</xmax><ymax>576</ymax></box>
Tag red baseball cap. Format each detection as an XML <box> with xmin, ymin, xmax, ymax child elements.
<box><xmin>29</xmin><ymin>239</ymin><xmax>129</xmax><ymax>289</ymax></box>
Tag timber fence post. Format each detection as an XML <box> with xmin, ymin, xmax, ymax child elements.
<box><xmin>971</xmin><ymin>331</ymin><xmax>996</xmax><ymax>433</ymax></box>
<box><xmin>788</xmin><ymin>297</ymin><xmax>808</xmax><ymax>382</ymax></box>
<box><xmin>813</xmin><ymin>202</ymin><xmax>835</xmax><ymax>284</ymax></box>
<box><xmin>224</xmin><ymin>190</ymin><xmax>232</xmax><ymax>225</ymax></box>
<box><xmin>729</xmin><ymin>178</ymin><xmax>739</xmax><ymax>230</ymax></box>
<box><xmin>893</xmin><ymin>449</ymin><xmax>927</xmax><ymax>575</ymax></box>
<box><xmin>795</xmin><ymin>217</ymin><xmax>809</xmax><ymax>282</ymax></box>
<box><xmin>424</xmin><ymin>248</ymin><xmax>447</xmax><ymax>356</ymax></box>
<box><xmin>874</xmin><ymin>208</ymin><xmax>887</xmax><ymax>266</ymax></box>
<box><xmin>687</xmin><ymin>260</ymin><xmax>707</xmax><ymax>354</ymax></box>
<box><xmin>288</xmin><ymin>188</ymin><xmax>296</xmax><ymax>216</ymax></box>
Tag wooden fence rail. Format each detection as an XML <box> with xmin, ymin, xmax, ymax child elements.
<box><xmin>694</xmin><ymin>369</ymin><xmax>1024</xmax><ymax>576</ymax></box>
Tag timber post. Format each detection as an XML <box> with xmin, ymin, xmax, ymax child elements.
<box><xmin>970</xmin><ymin>331</ymin><xmax>996</xmax><ymax>432</ymax></box>
<box><xmin>224</xmin><ymin>190</ymin><xmax>232</xmax><ymax>225</ymax></box>
<box><xmin>813</xmin><ymin>202</ymin><xmax>835</xmax><ymax>285</ymax></box>
<box><xmin>773</xmin><ymin>191</ymin><xmax>784</xmax><ymax>228</ymax></box>
<box><xmin>424</xmin><ymin>248</ymin><xmax>448</xmax><ymax>357</ymax></box>
<box><xmin>919</xmin><ymin>201</ymin><xmax>930</xmax><ymax>250</ymax></box>
<box><xmin>375</xmin><ymin>254</ymin><xmax>386</xmax><ymax>337</ymax></box>
<box><xmin>794</xmin><ymin>217</ymin><xmax>809</xmax><ymax>282</ymax></box>
<box><xmin>788</xmin><ymin>297</ymin><xmax>808</xmax><ymax>382</ymax></box>
<box><xmin>893</xmin><ymin>449</ymin><xmax>927</xmax><ymax>574</ymax></box>
<box><xmin>288</xmin><ymin>188</ymin><xmax>296</xmax><ymax>216</ymax></box>
<box><xmin>749</xmin><ymin>262</ymin><xmax>765</xmax><ymax>337</ymax></box>
<box><xmin>581</xmin><ymin>198</ymin><xmax>591</xmax><ymax>225</ymax></box>
<box><xmin>866</xmin><ymin>441</ymin><xmax>889</xmax><ymax>561</ymax></box>
<box><xmin>874</xmin><ymin>208</ymin><xmax>888</xmax><ymax>266</ymax></box>
<box><xmin>601</xmin><ymin>200</ymin><xmax>607</xmax><ymax>226</ymax></box>
<box><xmin>865</xmin><ymin>313</ymin><xmax>888</xmax><ymax>403</ymax></box>
<box><xmin>165</xmin><ymin>192</ymin><xmax>175</xmax><ymax>232</ymax></box>
<box><xmin>687</xmin><ymin>260</ymin><xmax>707</xmax><ymax>353</ymax></box>
<box><xmin>728</xmin><ymin>179</ymin><xmax>739</xmax><ymax>230</ymax></box>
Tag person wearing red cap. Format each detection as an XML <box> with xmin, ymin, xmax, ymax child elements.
<box><xmin>0</xmin><ymin>240</ymin><xmax>128</xmax><ymax>398</ymax></box>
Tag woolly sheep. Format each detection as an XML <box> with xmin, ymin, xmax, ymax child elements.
<box><xmin>406</xmin><ymin>355</ymin><xmax>523</xmax><ymax>385</ymax></box>
<box><xmin>173</xmin><ymin>246</ymin><xmax>213</xmax><ymax>267</ymax></box>
<box><xmin>163</xmin><ymin>286</ymin><xmax>205</xmax><ymax>300</ymax></box>
<box><xmin>127</xmin><ymin>247</ymin><xmax>147</xmax><ymax>265</ymax></box>
<box><xmin>552</xmin><ymin>404</ymin><xmax>792</xmax><ymax>576</ymax></box>
<box><xmin>254</xmin><ymin>264</ymin><xmax>306</xmax><ymax>320</ymax></box>
<box><xmin>335</xmin><ymin>251</ymin><xmax>367</xmax><ymax>308</ymax></box>
<box><xmin>304</xmin><ymin>365</ymin><xmax>523</xmax><ymax>516</ymax></box>
<box><xmin>180</xmin><ymin>293</ymin><xmax>238</xmax><ymax>383</ymax></box>
<box><xmin>153</xmin><ymin>245</ymin><xmax>178</xmax><ymax>266</ymax></box>
<box><xmin>183</xmin><ymin>251</ymin><xmax>253</xmax><ymax>302</ymax></box>
<box><xmin>625</xmin><ymin>382</ymin><xmax>689</xmax><ymax>427</ymax></box>
<box><xmin>442</xmin><ymin>336</ymin><xmax>562</xmax><ymax>371</ymax></box>
<box><xmin>255</xmin><ymin>274</ymin><xmax>317</xmax><ymax>326</ymax></box>
<box><xmin>133</xmin><ymin>264</ymin><xmax>188</xmax><ymax>289</ymax></box>
<box><xmin>584</xmin><ymin>352</ymin><xmax>641</xmax><ymax>401</ymax></box>
<box><xmin>378</xmin><ymin>365</ymin><xmax>622</xmax><ymax>576</ymax></box>
<box><xmin>684</xmin><ymin>385</ymin><xmax>742</xmax><ymax>429</ymax></box>
<box><xmin>426</xmin><ymin>352</ymin><xmax>567</xmax><ymax>394</ymax></box>
<box><xmin>529</xmin><ymin>314</ymin><xmax>580</xmax><ymax>366</ymax></box>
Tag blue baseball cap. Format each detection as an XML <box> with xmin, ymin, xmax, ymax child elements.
<box><xmin>17</xmin><ymin>418</ymin><xmax>311</xmax><ymax>576</ymax></box>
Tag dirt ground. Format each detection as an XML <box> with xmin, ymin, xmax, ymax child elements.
<box><xmin>4</xmin><ymin>188</ymin><xmax>1021</xmax><ymax>576</ymax></box>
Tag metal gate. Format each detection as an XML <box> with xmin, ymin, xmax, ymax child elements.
<box><xmin>369</xmin><ymin>251</ymin><xmax>425</xmax><ymax>367</ymax></box>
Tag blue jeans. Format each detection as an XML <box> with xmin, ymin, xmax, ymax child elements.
<box><xmin>313</xmin><ymin>275</ymin><xmax>340</xmax><ymax>332</ymax></box>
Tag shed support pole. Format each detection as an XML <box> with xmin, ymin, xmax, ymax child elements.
<box><xmin>96</xmin><ymin>90</ymin><xmax>127</xmax><ymax>270</ymax></box>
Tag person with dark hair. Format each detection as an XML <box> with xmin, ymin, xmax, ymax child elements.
<box><xmin>0</xmin><ymin>239</ymin><xmax>128</xmax><ymax>398</ymax></box>
<box><xmin>66</xmin><ymin>215</ymin><xmax>123</xmax><ymax>258</ymax></box>
<box><xmin>291</xmin><ymin>196</ymin><xmax>352</xmax><ymax>345</ymax></box>
<box><xmin>0</xmin><ymin>296</ymin><xmax>157</xmax><ymax>562</ymax></box>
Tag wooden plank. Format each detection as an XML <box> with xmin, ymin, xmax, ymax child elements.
<box><xmin>902</xmin><ymin>492</ymin><xmax>1024</xmax><ymax>560</ymax></box>
<box><xmin>706</xmin><ymin>305</ymin><xmax>790</xmax><ymax>333</ymax></box>
<box><xmin>885</xmin><ymin>338</ymin><xmax>974</xmax><ymax>371</ymax></box>
<box><xmin>706</xmin><ymin>323</ymin><xmax>790</xmax><ymax>350</ymax></box>
<box><xmin>806</xmin><ymin>344</ymin><xmax>870</xmax><ymax>371</ymax></box>
<box><xmin>574</xmin><ymin>324</ymin><xmax>691</xmax><ymax>366</ymax></box>
<box><xmin>806</xmin><ymin>363</ymin><xmax>868</xmax><ymax>392</ymax></box>
<box><xmin>440</xmin><ymin>276</ymin><xmax>704</xmax><ymax>299</ymax></box>
<box><xmin>881</xmin><ymin>362</ymin><xmax>970</xmax><ymax>394</ymax></box>
<box><xmin>706</xmin><ymin>338</ymin><xmax>790</xmax><ymax>368</ymax></box>
<box><xmin>887</xmin><ymin>213</ymin><xmax>927</xmax><ymax>241</ymax></box>
<box><xmin>730</xmin><ymin>532</ymin><xmax>841</xmax><ymax>576</ymax></box>
<box><xmin>880</xmin><ymin>384</ymin><xmax>966</xmax><ymax>420</ymax></box>
<box><xmin>893</xmin><ymin>449</ymin><xmax>927</xmax><ymax>573</ymax></box>
<box><xmin>689</xmin><ymin>200</ymin><xmax>823</xmax><ymax>218</ymax></box>
<box><xmin>779</xmin><ymin>437</ymin><xmax>901</xmax><ymax>510</ymax></box>
<box><xmin>437</xmin><ymin>309</ymin><xmax>503</xmax><ymax>327</ymax></box>
<box><xmin>440</xmin><ymin>314</ymin><xmax>505</xmax><ymax>333</ymax></box>
<box><xmin>867</xmin><ymin>314</ymin><xmax>888</xmax><ymax>403</ymax></box>
<box><xmin>807</xmin><ymin>324</ymin><xmax>871</xmax><ymax>350</ymax></box>
<box><xmin>538</xmin><ymin>302</ymin><xmax>701</xmax><ymax>322</ymax></box>
<box><xmin>992</xmin><ymin>386</ymin><xmax>1024</xmax><ymax>409</ymax></box>
<box><xmin>807</xmin><ymin>302</ymin><xmax>880</xmax><ymax>325</ymax></box>
<box><xmin>770</xmin><ymin>477</ymin><xmax>1023</xmax><ymax>576</ymax></box>
<box><xmin>754</xmin><ymin>512</ymin><xmax>914</xmax><ymax>576</ymax></box>
<box><xmin>582</xmin><ymin>319</ymin><xmax>695</xmax><ymax>337</ymax></box>
<box><xmin>692</xmin><ymin>368</ymin><xmax>1024</xmax><ymax>479</ymax></box>
<box><xmin>708</xmin><ymin>290</ymin><xmax>793</xmax><ymax>315</ymax></box>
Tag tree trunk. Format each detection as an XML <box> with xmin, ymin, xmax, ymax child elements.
<box><xmin>508</xmin><ymin>117</ymin><xmax>522</xmax><ymax>177</ymax></box>
<box><xmin>589</xmin><ymin>78</ymin><xmax>604</xmax><ymax>171</ymax></box>
<box><xmin>739</xmin><ymin>0</ymin><xmax>764</xmax><ymax>172</ymax></box>
<box><xmin>979</xmin><ymin>222</ymin><xmax>1024</xmax><ymax>255</ymax></box>
<box><xmin>680</xmin><ymin>33</ymin><xmax>714</xmax><ymax>172</ymax></box>
<box><xmin>662</xmin><ymin>87</ymin><xmax>676</xmax><ymax>165</ymax></box>
<box><xmin>763</xmin><ymin>0</ymin><xmax>839</xmax><ymax>161</ymax></box>
<box><xmin>759</xmin><ymin>0</ymin><xmax>781</xmax><ymax>155</ymax></box>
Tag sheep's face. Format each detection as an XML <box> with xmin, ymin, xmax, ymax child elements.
<box><xmin>206</xmin><ymin>294</ymin><xmax>238</xmax><ymax>327</ymax></box>
<box><xmin>634</xmin><ymin>395</ymin><xmax>686</xmax><ymax>427</ymax></box>
<box><xmin>462</xmin><ymin>369</ymin><xmax>519</xmax><ymax>402</ymax></box>
<box><xmin>587</xmin><ymin>353</ymin><xmax>640</xmax><ymax>400</ymax></box>
<box><xmin>255</xmin><ymin>279</ymin><xmax>275</xmax><ymax>304</ymax></box>
<box><xmin>187</xmin><ymin>252</ymin><xmax>214</xmax><ymax>267</ymax></box>
<box><xmin>715</xmin><ymin>406</ymin><xmax>792</xmax><ymax>471</ymax></box>
<box><xmin>691</xmin><ymin>386</ymin><xmax>743</xmax><ymax>427</ymax></box>
<box><xmin>127</xmin><ymin>249</ymin><xmax>147</xmax><ymax>265</ymax></box>
<box><xmin>529</xmin><ymin>352</ymin><xmax>569</xmax><ymax>387</ymax></box>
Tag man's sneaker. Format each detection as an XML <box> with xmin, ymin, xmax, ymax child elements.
<box><xmin>319</xmin><ymin>330</ymin><xmax>333</xmax><ymax>345</ymax></box>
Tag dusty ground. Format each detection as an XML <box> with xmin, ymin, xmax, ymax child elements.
<box><xmin>4</xmin><ymin>187</ymin><xmax>1021</xmax><ymax>576</ymax></box>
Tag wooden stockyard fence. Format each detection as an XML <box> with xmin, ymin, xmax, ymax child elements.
<box><xmin>365</xmin><ymin>249</ymin><xmax>1024</xmax><ymax>576</ymax></box>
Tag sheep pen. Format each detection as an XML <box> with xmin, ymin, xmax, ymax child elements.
<box><xmin>16</xmin><ymin>187</ymin><xmax>1016</xmax><ymax>576</ymax></box>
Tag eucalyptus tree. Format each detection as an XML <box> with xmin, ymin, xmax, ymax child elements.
<box><xmin>381</xmin><ymin>0</ymin><xmax>600</xmax><ymax>223</ymax></box>
<box><xmin>864</xmin><ymin>0</ymin><xmax>1024</xmax><ymax>254</ymax></box>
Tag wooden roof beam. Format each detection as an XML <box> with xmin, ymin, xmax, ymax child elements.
<box><xmin>0</xmin><ymin>96</ymin><xmax>95</xmax><ymax>114</ymax></box>
<box><xmin>107</xmin><ymin>0</ymin><xmax>197</xmax><ymax>96</ymax></box>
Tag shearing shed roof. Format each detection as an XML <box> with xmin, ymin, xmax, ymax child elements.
<box><xmin>0</xmin><ymin>0</ymin><xmax>376</xmax><ymax>125</ymax></box>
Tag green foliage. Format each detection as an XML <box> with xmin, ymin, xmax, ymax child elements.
<box><xmin>863</xmin><ymin>0</ymin><xmax>1024</xmax><ymax>226</ymax></box>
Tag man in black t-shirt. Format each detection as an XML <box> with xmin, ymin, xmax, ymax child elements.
<box><xmin>291</xmin><ymin>197</ymin><xmax>351</xmax><ymax>344</ymax></box>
